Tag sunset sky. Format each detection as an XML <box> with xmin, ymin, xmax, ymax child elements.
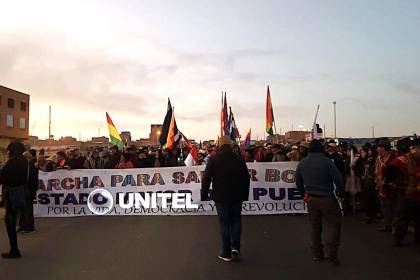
<box><xmin>1</xmin><ymin>0</ymin><xmax>419</xmax><ymax>141</ymax></box>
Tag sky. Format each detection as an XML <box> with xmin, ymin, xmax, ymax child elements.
<box><xmin>0</xmin><ymin>0</ymin><xmax>419</xmax><ymax>141</ymax></box>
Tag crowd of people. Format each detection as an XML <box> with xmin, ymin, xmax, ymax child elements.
<box><xmin>0</xmin><ymin>136</ymin><xmax>419</xmax><ymax>259</ymax></box>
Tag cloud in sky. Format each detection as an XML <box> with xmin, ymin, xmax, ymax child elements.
<box><xmin>0</xmin><ymin>0</ymin><xmax>419</xmax><ymax>140</ymax></box>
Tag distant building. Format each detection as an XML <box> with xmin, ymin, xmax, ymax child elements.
<box><xmin>150</xmin><ymin>124</ymin><xmax>163</xmax><ymax>146</ymax></box>
<box><xmin>266</xmin><ymin>134</ymin><xmax>286</xmax><ymax>144</ymax></box>
<box><xmin>86</xmin><ymin>136</ymin><xmax>110</xmax><ymax>148</ymax></box>
<box><xmin>285</xmin><ymin>131</ymin><xmax>309</xmax><ymax>143</ymax></box>
<box><xmin>91</xmin><ymin>136</ymin><xmax>109</xmax><ymax>145</ymax></box>
<box><xmin>0</xmin><ymin>85</ymin><xmax>30</xmax><ymax>162</ymax></box>
<box><xmin>135</xmin><ymin>138</ymin><xmax>151</xmax><ymax>147</ymax></box>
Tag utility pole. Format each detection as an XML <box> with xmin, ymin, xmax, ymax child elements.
<box><xmin>333</xmin><ymin>101</ymin><xmax>337</xmax><ymax>139</ymax></box>
<box><xmin>372</xmin><ymin>126</ymin><xmax>375</xmax><ymax>138</ymax></box>
<box><xmin>48</xmin><ymin>105</ymin><xmax>52</xmax><ymax>139</ymax></box>
<box><xmin>323</xmin><ymin>123</ymin><xmax>326</xmax><ymax>138</ymax></box>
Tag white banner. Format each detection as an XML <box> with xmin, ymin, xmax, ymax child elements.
<box><xmin>34</xmin><ymin>162</ymin><xmax>307</xmax><ymax>217</ymax></box>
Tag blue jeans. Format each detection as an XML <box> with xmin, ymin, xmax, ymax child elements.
<box><xmin>215</xmin><ymin>202</ymin><xmax>242</xmax><ymax>255</ymax></box>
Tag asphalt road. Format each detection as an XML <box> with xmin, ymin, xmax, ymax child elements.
<box><xmin>0</xmin><ymin>213</ymin><xmax>419</xmax><ymax>280</ymax></box>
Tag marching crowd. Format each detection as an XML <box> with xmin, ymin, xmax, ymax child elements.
<box><xmin>0</xmin><ymin>136</ymin><xmax>419</xmax><ymax>259</ymax></box>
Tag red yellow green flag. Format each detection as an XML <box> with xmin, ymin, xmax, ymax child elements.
<box><xmin>266</xmin><ymin>86</ymin><xmax>275</xmax><ymax>136</ymax></box>
<box><xmin>106</xmin><ymin>112</ymin><xmax>124</xmax><ymax>151</ymax></box>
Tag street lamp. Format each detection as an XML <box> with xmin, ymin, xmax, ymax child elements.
<box><xmin>156</xmin><ymin>130</ymin><xmax>161</xmax><ymax>146</ymax></box>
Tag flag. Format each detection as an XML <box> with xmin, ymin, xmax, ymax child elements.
<box><xmin>243</xmin><ymin>128</ymin><xmax>251</xmax><ymax>149</ymax></box>
<box><xmin>228</xmin><ymin>107</ymin><xmax>240</xmax><ymax>143</ymax></box>
<box><xmin>160</xmin><ymin>100</ymin><xmax>181</xmax><ymax>148</ymax></box>
<box><xmin>181</xmin><ymin>132</ymin><xmax>199</xmax><ymax>166</ymax></box>
<box><xmin>106</xmin><ymin>112</ymin><xmax>124</xmax><ymax>151</ymax></box>
<box><xmin>220</xmin><ymin>92</ymin><xmax>229</xmax><ymax>136</ymax></box>
<box><xmin>266</xmin><ymin>86</ymin><xmax>275</xmax><ymax>136</ymax></box>
<box><xmin>159</xmin><ymin>98</ymin><xmax>172</xmax><ymax>147</ymax></box>
<box><xmin>166</xmin><ymin>110</ymin><xmax>178</xmax><ymax>149</ymax></box>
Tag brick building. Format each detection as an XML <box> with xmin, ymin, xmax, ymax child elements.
<box><xmin>0</xmin><ymin>85</ymin><xmax>30</xmax><ymax>162</ymax></box>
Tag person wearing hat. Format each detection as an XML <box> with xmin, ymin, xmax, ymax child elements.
<box><xmin>375</xmin><ymin>138</ymin><xmax>398</xmax><ymax>232</ymax></box>
<box><xmin>0</xmin><ymin>142</ymin><xmax>28</xmax><ymax>258</ymax></box>
<box><xmin>389</xmin><ymin>138</ymin><xmax>420</xmax><ymax>245</ymax></box>
<box><xmin>296</xmin><ymin>139</ymin><xmax>345</xmax><ymax>266</ymax></box>
<box><xmin>272</xmin><ymin>144</ymin><xmax>287</xmax><ymax>162</ymax></box>
<box><xmin>201</xmin><ymin>136</ymin><xmax>250</xmax><ymax>262</ymax></box>
<box><xmin>287</xmin><ymin>145</ymin><xmax>300</xmax><ymax>161</ymax></box>
<box><xmin>55</xmin><ymin>151</ymin><xmax>69</xmax><ymax>170</ymax></box>
<box><xmin>298</xmin><ymin>142</ymin><xmax>309</xmax><ymax>160</ymax></box>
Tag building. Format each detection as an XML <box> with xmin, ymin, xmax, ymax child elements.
<box><xmin>284</xmin><ymin>131</ymin><xmax>310</xmax><ymax>143</ymax></box>
<box><xmin>149</xmin><ymin>124</ymin><xmax>163</xmax><ymax>146</ymax></box>
<box><xmin>0</xmin><ymin>85</ymin><xmax>30</xmax><ymax>162</ymax></box>
<box><xmin>90</xmin><ymin>136</ymin><xmax>109</xmax><ymax>146</ymax></box>
<box><xmin>266</xmin><ymin>134</ymin><xmax>286</xmax><ymax>144</ymax></box>
<box><xmin>25</xmin><ymin>136</ymin><xmax>82</xmax><ymax>157</ymax></box>
<box><xmin>135</xmin><ymin>138</ymin><xmax>151</xmax><ymax>147</ymax></box>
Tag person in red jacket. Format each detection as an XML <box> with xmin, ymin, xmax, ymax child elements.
<box><xmin>375</xmin><ymin>139</ymin><xmax>397</xmax><ymax>232</ymax></box>
<box><xmin>116</xmin><ymin>153</ymin><xmax>135</xmax><ymax>169</ymax></box>
<box><xmin>393</xmin><ymin>138</ymin><xmax>420</xmax><ymax>245</ymax></box>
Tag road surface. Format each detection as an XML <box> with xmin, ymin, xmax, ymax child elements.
<box><xmin>0</xmin><ymin>213</ymin><xmax>419</xmax><ymax>280</ymax></box>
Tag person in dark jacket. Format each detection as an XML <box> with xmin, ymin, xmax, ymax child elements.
<box><xmin>201</xmin><ymin>136</ymin><xmax>250</xmax><ymax>262</ymax></box>
<box><xmin>105</xmin><ymin>145</ymin><xmax>121</xmax><ymax>169</ymax></box>
<box><xmin>0</xmin><ymin>142</ymin><xmax>28</xmax><ymax>258</ymax></box>
<box><xmin>296</xmin><ymin>139</ymin><xmax>345</xmax><ymax>266</ymax></box>
<box><xmin>354</xmin><ymin>147</ymin><xmax>377</xmax><ymax>223</ymax></box>
<box><xmin>67</xmin><ymin>149</ymin><xmax>85</xmax><ymax>169</ymax></box>
<box><xmin>164</xmin><ymin>148</ymin><xmax>180</xmax><ymax>167</ymax></box>
<box><xmin>137</xmin><ymin>149</ymin><xmax>152</xmax><ymax>168</ymax></box>
<box><xmin>17</xmin><ymin>152</ymin><xmax>38</xmax><ymax>233</ymax></box>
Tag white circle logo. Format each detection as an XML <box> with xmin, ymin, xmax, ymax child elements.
<box><xmin>87</xmin><ymin>189</ymin><xmax>114</xmax><ymax>215</ymax></box>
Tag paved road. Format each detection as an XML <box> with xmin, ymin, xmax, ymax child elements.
<box><xmin>0</xmin><ymin>213</ymin><xmax>419</xmax><ymax>280</ymax></box>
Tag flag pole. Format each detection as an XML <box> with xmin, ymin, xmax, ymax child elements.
<box><xmin>312</xmin><ymin>104</ymin><xmax>320</xmax><ymax>139</ymax></box>
<box><xmin>220</xmin><ymin>91</ymin><xmax>224</xmax><ymax>137</ymax></box>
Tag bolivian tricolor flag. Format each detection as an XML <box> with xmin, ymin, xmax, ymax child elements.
<box><xmin>106</xmin><ymin>112</ymin><xmax>124</xmax><ymax>151</ymax></box>
<box><xmin>266</xmin><ymin>85</ymin><xmax>275</xmax><ymax>136</ymax></box>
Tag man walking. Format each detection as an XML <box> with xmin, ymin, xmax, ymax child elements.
<box><xmin>296</xmin><ymin>139</ymin><xmax>345</xmax><ymax>266</ymax></box>
<box><xmin>201</xmin><ymin>136</ymin><xmax>250</xmax><ymax>262</ymax></box>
